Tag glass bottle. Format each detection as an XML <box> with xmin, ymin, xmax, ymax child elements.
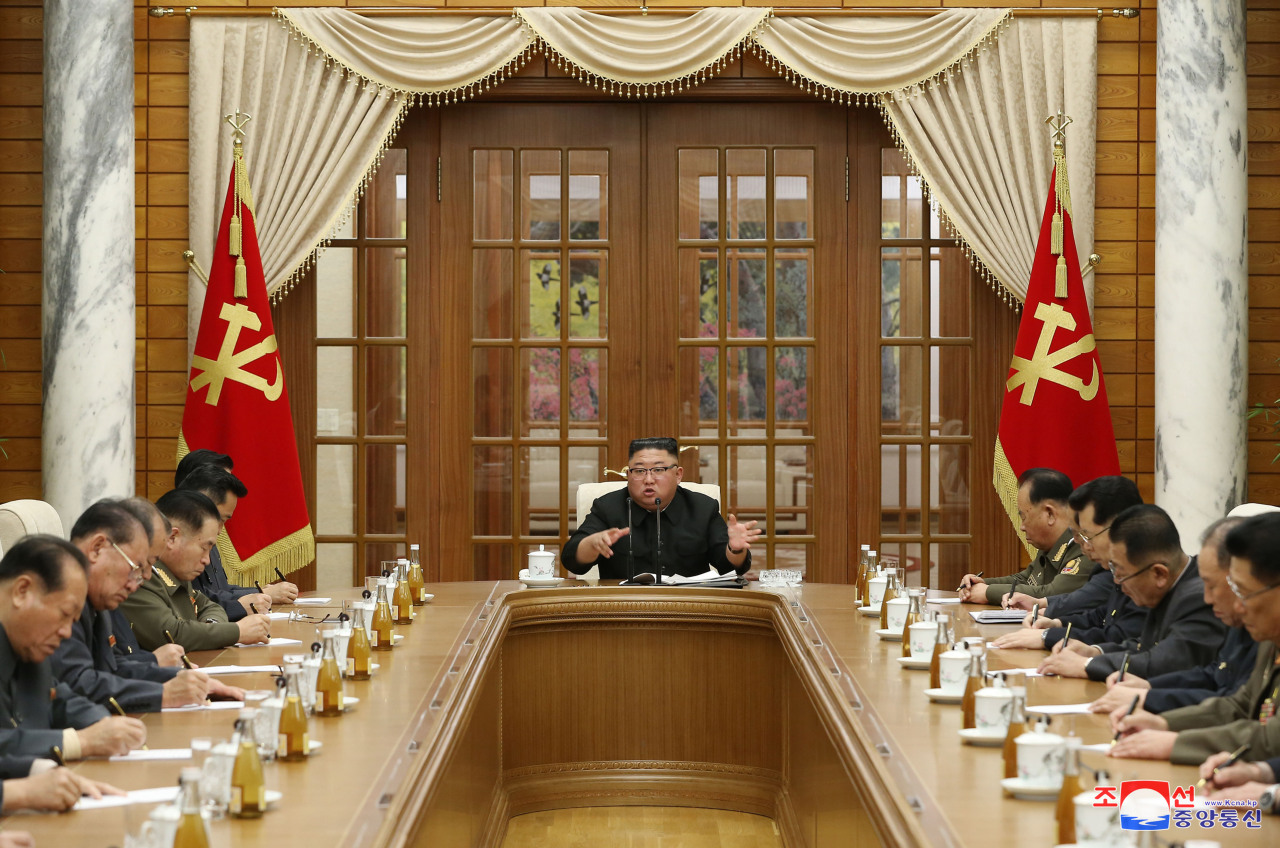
<box><xmin>348</xmin><ymin>596</ymin><xmax>373</xmax><ymax>680</ymax></box>
<box><xmin>409</xmin><ymin>543</ymin><xmax>427</xmax><ymax>606</ymax></box>
<box><xmin>229</xmin><ymin>708</ymin><xmax>265</xmax><ymax>819</ymax></box>
<box><xmin>1057</xmin><ymin>734</ymin><xmax>1083</xmax><ymax>844</ymax></box>
<box><xmin>961</xmin><ymin>640</ymin><xmax>985</xmax><ymax>729</ymax></box>
<box><xmin>855</xmin><ymin>545</ymin><xmax>870</xmax><ymax>605</ymax></box>
<box><xmin>372</xmin><ymin>577</ymin><xmax>395</xmax><ymax>651</ymax></box>
<box><xmin>393</xmin><ymin>560</ymin><xmax>414</xmax><ymax>624</ymax></box>
<box><xmin>902</xmin><ymin>589</ymin><xmax>925</xmax><ymax>658</ymax></box>
<box><xmin>277</xmin><ymin>660</ymin><xmax>310</xmax><ymax>761</ymax></box>
<box><xmin>879</xmin><ymin>565</ymin><xmax>899</xmax><ymax>630</ymax></box>
<box><xmin>173</xmin><ymin>767</ymin><xmax>210</xmax><ymax>848</ymax></box>
<box><xmin>315</xmin><ymin>628</ymin><xmax>344</xmax><ymax>716</ymax></box>
<box><xmin>930</xmin><ymin>613</ymin><xmax>951</xmax><ymax>690</ymax></box>
<box><xmin>1003</xmin><ymin>682</ymin><xmax>1027</xmax><ymax>779</ymax></box>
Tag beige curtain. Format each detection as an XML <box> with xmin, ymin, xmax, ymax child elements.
<box><xmin>882</xmin><ymin>18</ymin><xmax>1098</xmax><ymax>304</ymax></box>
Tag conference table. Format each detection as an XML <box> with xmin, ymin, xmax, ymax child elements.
<box><xmin>3</xmin><ymin>580</ymin><xmax>1275</xmax><ymax>847</ymax></box>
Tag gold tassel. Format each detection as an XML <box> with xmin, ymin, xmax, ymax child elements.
<box><xmin>1051</xmin><ymin>211</ymin><xmax>1062</xmax><ymax>255</ymax></box>
<box><xmin>229</xmin><ymin>215</ymin><xmax>241</xmax><ymax>257</ymax></box>
<box><xmin>1055</xmin><ymin>255</ymin><xmax>1068</xmax><ymax>299</ymax></box>
<box><xmin>235</xmin><ymin>256</ymin><xmax>248</xmax><ymax>299</ymax></box>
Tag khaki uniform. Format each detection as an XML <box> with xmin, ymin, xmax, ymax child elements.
<box><xmin>1165</xmin><ymin>640</ymin><xmax>1280</xmax><ymax>765</ymax></box>
<box><xmin>983</xmin><ymin>528</ymin><xmax>1096</xmax><ymax>604</ymax></box>
<box><xmin>118</xmin><ymin>562</ymin><xmax>242</xmax><ymax>652</ymax></box>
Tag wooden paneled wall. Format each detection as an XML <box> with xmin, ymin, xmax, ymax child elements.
<box><xmin>2</xmin><ymin>1</ymin><xmax>1278</xmax><ymax>528</ymax></box>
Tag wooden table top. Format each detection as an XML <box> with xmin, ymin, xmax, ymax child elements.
<box><xmin>2</xmin><ymin>580</ymin><xmax>1274</xmax><ymax>847</ymax></box>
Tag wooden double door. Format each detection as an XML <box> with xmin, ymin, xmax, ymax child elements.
<box><xmin>432</xmin><ymin>102</ymin><xmax>851</xmax><ymax>582</ymax></box>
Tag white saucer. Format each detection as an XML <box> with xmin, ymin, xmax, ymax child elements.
<box><xmin>958</xmin><ymin>727</ymin><xmax>1007</xmax><ymax>746</ymax></box>
<box><xmin>520</xmin><ymin>576</ymin><xmax>565</xmax><ymax>588</ymax></box>
<box><xmin>370</xmin><ymin>663</ymin><xmax>380</xmax><ymax>672</ymax></box>
<box><xmin>392</xmin><ymin>634</ymin><xmax>404</xmax><ymax>644</ymax></box>
<box><xmin>419</xmin><ymin>594</ymin><xmax>435</xmax><ymax>603</ymax></box>
<box><xmin>341</xmin><ymin>695</ymin><xmax>360</xmax><ymax>713</ymax></box>
<box><xmin>875</xmin><ymin>628</ymin><xmax>903</xmax><ymax>642</ymax></box>
<box><xmin>896</xmin><ymin>656</ymin><xmax>931</xmax><ymax>670</ymax></box>
<box><xmin>1000</xmin><ymin>776</ymin><xmax>1061</xmax><ymax>801</ymax></box>
<box><xmin>265</xmin><ymin>789</ymin><xmax>283</xmax><ymax>809</ymax></box>
<box><xmin>924</xmin><ymin>687</ymin><xmax>963</xmax><ymax>704</ymax></box>
<box><xmin>858</xmin><ymin>605</ymin><xmax>881</xmax><ymax>616</ymax></box>
<box><xmin>306</xmin><ymin>740</ymin><xmax>322</xmax><ymax>755</ymax></box>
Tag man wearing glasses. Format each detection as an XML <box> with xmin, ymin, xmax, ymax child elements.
<box><xmin>1109</xmin><ymin>511</ymin><xmax>1280</xmax><ymax>764</ymax></box>
<box><xmin>1037</xmin><ymin>503</ymin><xmax>1225</xmax><ymax>681</ymax></box>
<box><xmin>562</xmin><ymin>437</ymin><xmax>761</xmax><ymax>581</ymax></box>
<box><xmin>51</xmin><ymin>500</ymin><xmax>244</xmax><ymax>712</ymax></box>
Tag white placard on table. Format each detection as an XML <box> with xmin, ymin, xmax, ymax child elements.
<box><xmin>200</xmin><ymin>665</ymin><xmax>280</xmax><ymax>676</ymax></box>
<box><xmin>161</xmin><ymin>700</ymin><xmax>245</xmax><ymax>713</ymax></box>
<box><xmin>234</xmin><ymin>637</ymin><xmax>303</xmax><ymax>648</ymax></box>
<box><xmin>1025</xmin><ymin>702</ymin><xmax>1093</xmax><ymax>716</ymax></box>
<box><xmin>109</xmin><ymin>748</ymin><xmax>193</xmax><ymax>762</ymax></box>
<box><xmin>291</xmin><ymin>597</ymin><xmax>332</xmax><ymax>605</ymax></box>
<box><xmin>74</xmin><ymin>786</ymin><xmax>180</xmax><ymax>811</ymax></box>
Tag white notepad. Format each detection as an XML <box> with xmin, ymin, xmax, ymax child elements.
<box><xmin>109</xmin><ymin>748</ymin><xmax>193</xmax><ymax>762</ymax></box>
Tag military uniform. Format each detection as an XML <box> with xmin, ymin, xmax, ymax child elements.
<box><xmin>0</xmin><ymin>625</ymin><xmax>108</xmax><ymax>759</ymax></box>
<box><xmin>983</xmin><ymin>529</ymin><xmax>1096</xmax><ymax>604</ymax></box>
<box><xmin>1165</xmin><ymin>640</ymin><xmax>1280</xmax><ymax>765</ymax></box>
<box><xmin>118</xmin><ymin>562</ymin><xmax>241</xmax><ymax>652</ymax></box>
<box><xmin>50</xmin><ymin>601</ymin><xmax>180</xmax><ymax>713</ymax></box>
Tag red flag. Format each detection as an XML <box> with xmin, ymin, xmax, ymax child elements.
<box><xmin>179</xmin><ymin>139</ymin><xmax>314</xmax><ymax>584</ymax></box>
<box><xmin>994</xmin><ymin>159</ymin><xmax>1120</xmax><ymax>548</ymax></box>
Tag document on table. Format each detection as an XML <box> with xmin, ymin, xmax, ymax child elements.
<box><xmin>234</xmin><ymin>637</ymin><xmax>303</xmax><ymax>648</ymax></box>
<box><xmin>291</xmin><ymin>597</ymin><xmax>332</xmax><ymax>605</ymax></box>
<box><xmin>969</xmin><ymin>610</ymin><xmax>1027</xmax><ymax>624</ymax></box>
<box><xmin>161</xmin><ymin>700</ymin><xmax>245</xmax><ymax>713</ymax></box>
<box><xmin>926</xmin><ymin>597</ymin><xmax>961</xmax><ymax>604</ymax></box>
<box><xmin>990</xmin><ymin>666</ymin><xmax>1046</xmax><ymax>678</ymax></box>
<box><xmin>74</xmin><ymin>786</ymin><xmax>180</xmax><ymax>811</ymax></box>
<box><xmin>109</xmin><ymin>748</ymin><xmax>192</xmax><ymax>762</ymax></box>
<box><xmin>1025</xmin><ymin>702</ymin><xmax>1093</xmax><ymax>715</ymax></box>
<box><xmin>268</xmin><ymin>611</ymin><xmax>292</xmax><ymax>620</ymax></box>
<box><xmin>200</xmin><ymin>664</ymin><xmax>280</xmax><ymax>676</ymax></box>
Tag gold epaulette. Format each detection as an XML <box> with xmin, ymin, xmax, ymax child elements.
<box><xmin>154</xmin><ymin>565</ymin><xmax>177</xmax><ymax>588</ymax></box>
<box><xmin>1052</xmin><ymin>539</ymin><xmax>1070</xmax><ymax>562</ymax></box>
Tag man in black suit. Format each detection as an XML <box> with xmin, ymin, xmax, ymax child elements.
<box><xmin>562</xmin><ymin>437</ymin><xmax>761</xmax><ymax>580</ymax></box>
<box><xmin>1037</xmin><ymin>503</ymin><xmax>1226</xmax><ymax>680</ymax></box>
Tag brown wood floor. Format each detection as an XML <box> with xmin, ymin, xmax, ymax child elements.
<box><xmin>500</xmin><ymin>806</ymin><xmax>784</xmax><ymax>848</ymax></box>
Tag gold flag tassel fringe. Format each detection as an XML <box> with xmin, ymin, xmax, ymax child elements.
<box><xmin>229</xmin><ymin>126</ymin><xmax>254</xmax><ymax>299</ymax></box>
<box><xmin>1051</xmin><ymin>133</ymin><xmax>1073</xmax><ymax>300</ymax></box>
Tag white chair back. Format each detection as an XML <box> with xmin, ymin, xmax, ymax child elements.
<box><xmin>0</xmin><ymin>499</ymin><xmax>66</xmax><ymax>554</ymax></box>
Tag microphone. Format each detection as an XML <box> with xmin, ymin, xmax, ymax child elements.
<box><xmin>654</xmin><ymin>497</ymin><xmax>662</xmax><ymax>585</ymax></box>
<box><xmin>626</xmin><ymin>497</ymin><xmax>635</xmax><ymax>583</ymax></box>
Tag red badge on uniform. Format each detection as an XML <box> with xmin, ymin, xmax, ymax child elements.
<box><xmin>108</xmin><ymin>634</ymin><xmax>116</xmax><ymax>648</ymax></box>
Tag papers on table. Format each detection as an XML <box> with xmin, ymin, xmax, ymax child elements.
<box><xmin>992</xmin><ymin>667</ymin><xmax>1046</xmax><ymax>678</ymax></box>
<box><xmin>161</xmin><ymin>700</ymin><xmax>245</xmax><ymax>713</ymax></box>
<box><xmin>200</xmin><ymin>664</ymin><xmax>280</xmax><ymax>676</ymax></box>
<box><xmin>1080</xmin><ymin>743</ymin><xmax>1113</xmax><ymax>754</ymax></box>
<box><xmin>926</xmin><ymin>597</ymin><xmax>961</xmax><ymax>604</ymax></box>
<box><xmin>969</xmin><ymin>610</ymin><xmax>1027</xmax><ymax>625</ymax></box>
<box><xmin>268</xmin><ymin>611</ymin><xmax>292</xmax><ymax>621</ymax></box>
<box><xmin>291</xmin><ymin>597</ymin><xmax>332</xmax><ymax>605</ymax></box>
<box><xmin>624</xmin><ymin>569</ymin><xmax>740</xmax><ymax>586</ymax></box>
<box><xmin>74</xmin><ymin>786</ymin><xmax>180</xmax><ymax>811</ymax></box>
<box><xmin>234</xmin><ymin>637</ymin><xmax>303</xmax><ymax>648</ymax></box>
<box><xmin>109</xmin><ymin>748</ymin><xmax>192</xmax><ymax>762</ymax></box>
<box><xmin>1025</xmin><ymin>702</ymin><xmax>1094</xmax><ymax>716</ymax></box>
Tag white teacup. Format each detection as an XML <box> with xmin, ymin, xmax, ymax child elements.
<box><xmin>938</xmin><ymin>649</ymin><xmax>972</xmax><ymax>696</ymax></box>
<box><xmin>1074</xmin><ymin>791</ymin><xmax>1125</xmax><ymax>847</ymax></box>
<box><xmin>1015</xmin><ymin>727</ymin><xmax>1066</xmax><ymax>788</ymax></box>
<box><xmin>908</xmin><ymin>621</ymin><xmax>939</xmax><ymax>659</ymax></box>
<box><xmin>528</xmin><ymin>547</ymin><xmax>556</xmax><ymax>578</ymax></box>
<box><xmin>973</xmin><ymin>686</ymin><xmax>1013</xmax><ymax>733</ymax></box>
<box><xmin>866</xmin><ymin>575</ymin><xmax>888</xmax><ymax>608</ymax></box>
<box><xmin>884</xmin><ymin>598</ymin><xmax>910</xmax><ymax>634</ymax></box>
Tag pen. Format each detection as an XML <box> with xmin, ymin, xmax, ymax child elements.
<box><xmin>957</xmin><ymin>570</ymin><xmax>984</xmax><ymax>592</ymax></box>
<box><xmin>108</xmin><ymin>698</ymin><xmax>147</xmax><ymax>749</ymax></box>
<box><xmin>1117</xmin><ymin>652</ymin><xmax>1131</xmax><ymax>683</ymax></box>
<box><xmin>1062</xmin><ymin>622</ymin><xmax>1073</xmax><ymax>649</ymax></box>
<box><xmin>166</xmin><ymin>630</ymin><xmax>195</xmax><ymax>670</ymax></box>
<box><xmin>1196</xmin><ymin>743</ymin><xmax>1250</xmax><ymax>789</ymax></box>
<box><xmin>255</xmin><ymin>581</ymin><xmax>263</xmax><ymax>593</ymax></box>
<box><xmin>1003</xmin><ymin>582</ymin><xmax>1018</xmax><ymax>610</ymax></box>
<box><xmin>274</xmin><ymin>567</ymin><xmax>286</xmax><ymax>582</ymax></box>
<box><xmin>49</xmin><ymin>746</ymin><xmax>66</xmax><ymax>767</ymax></box>
<box><xmin>1112</xmin><ymin>693</ymin><xmax>1142</xmax><ymax>744</ymax></box>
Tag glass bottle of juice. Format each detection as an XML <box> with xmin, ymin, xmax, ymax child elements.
<box><xmin>348</xmin><ymin>598</ymin><xmax>372</xmax><ymax>680</ymax></box>
<box><xmin>394</xmin><ymin>561</ymin><xmax>414</xmax><ymax>625</ymax></box>
<box><xmin>372</xmin><ymin>577</ymin><xmax>395</xmax><ymax>651</ymax></box>
<box><xmin>855</xmin><ymin>545</ymin><xmax>870</xmax><ymax>605</ymax></box>
<box><xmin>1003</xmin><ymin>682</ymin><xmax>1027</xmax><ymax>779</ymax></box>
<box><xmin>929</xmin><ymin>613</ymin><xmax>951</xmax><ymax>690</ymax></box>
<box><xmin>879</xmin><ymin>566</ymin><xmax>899</xmax><ymax>630</ymax></box>
<box><xmin>409</xmin><ymin>544</ymin><xmax>427</xmax><ymax>606</ymax></box>
<box><xmin>277</xmin><ymin>660</ymin><xmax>310</xmax><ymax>761</ymax></box>
<box><xmin>229</xmin><ymin>708</ymin><xmax>265</xmax><ymax>819</ymax></box>
<box><xmin>315</xmin><ymin>628</ymin><xmax>345</xmax><ymax>716</ymax></box>
<box><xmin>1056</xmin><ymin>735</ymin><xmax>1083</xmax><ymax>844</ymax></box>
<box><xmin>173</xmin><ymin>767</ymin><xmax>210</xmax><ymax>848</ymax></box>
<box><xmin>902</xmin><ymin>589</ymin><xmax>924</xmax><ymax>658</ymax></box>
<box><xmin>961</xmin><ymin>641</ymin><xmax>985</xmax><ymax>729</ymax></box>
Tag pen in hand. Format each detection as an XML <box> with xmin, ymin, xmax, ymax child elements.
<box><xmin>1196</xmin><ymin>743</ymin><xmax>1250</xmax><ymax>789</ymax></box>
<box><xmin>1112</xmin><ymin>693</ymin><xmax>1141</xmax><ymax>744</ymax></box>
<box><xmin>957</xmin><ymin>570</ymin><xmax>984</xmax><ymax>593</ymax></box>
<box><xmin>1062</xmin><ymin>622</ymin><xmax>1073</xmax><ymax>650</ymax></box>
<box><xmin>108</xmin><ymin>698</ymin><xmax>147</xmax><ymax>749</ymax></box>
<box><xmin>1117</xmin><ymin>652</ymin><xmax>1130</xmax><ymax>683</ymax></box>
<box><xmin>166</xmin><ymin>629</ymin><xmax>195</xmax><ymax>670</ymax></box>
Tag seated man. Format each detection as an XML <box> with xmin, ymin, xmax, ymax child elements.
<box><xmin>0</xmin><ymin>754</ymin><xmax>122</xmax><ymax>812</ymax></box>
<box><xmin>109</xmin><ymin>497</ymin><xmax>188</xmax><ymax>670</ymax></box>
<box><xmin>51</xmin><ymin>499</ymin><xmax>244</xmax><ymax>712</ymax></box>
<box><xmin>959</xmin><ymin>468</ymin><xmax>1096</xmax><ymax>605</ymax></box>
<box><xmin>1088</xmin><ymin>516</ymin><xmax>1257</xmax><ymax>715</ymax></box>
<box><xmin>119</xmin><ymin>490</ymin><xmax>270</xmax><ymax>652</ymax></box>
<box><xmin>992</xmin><ymin>476</ymin><xmax>1145</xmax><ymax>651</ymax></box>
<box><xmin>176</xmin><ymin>450</ymin><xmax>298</xmax><ymax>607</ymax></box>
<box><xmin>1198</xmin><ymin>751</ymin><xmax>1280</xmax><ymax>812</ymax></box>
<box><xmin>1039</xmin><ymin>504</ymin><xmax>1225</xmax><ymax>681</ymax></box>
<box><xmin>1110</xmin><ymin>512</ymin><xmax>1280</xmax><ymax>764</ymax></box>
<box><xmin>562</xmin><ymin>437</ymin><xmax>761</xmax><ymax>580</ymax></box>
<box><xmin>0</xmin><ymin>535</ymin><xmax>147</xmax><ymax>760</ymax></box>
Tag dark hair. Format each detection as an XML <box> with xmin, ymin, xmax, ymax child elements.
<box><xmin>178</xmin><ymin>464</ymin><xmax>248</xmax><ymax>504</ymax></box>
<box><xmin>120</xmin><ymin>497</ymin><xmax>170</xmax><ymax>544</ymax></box>
<box><xmin>0</xmin><ymin>534</ymin><xmax>89</xmax><ymax>591</ymax></box>
<box><xmin>155</xmin><ymin>489</ymin><xmax>221</xmax><ymax>534</ymax></box>
<box><xmin>1067</xmin><ymin>476</ymin><xmax>1143</xmax><ymax>525</ymax></box>
<box><xmin>174</xmin><ymin>449</ymin><xmax>233</xmax><ymax>488</ymax></box>
<box><xmin>69</xmin><ymin>499</ymin><xmax>148</xmax><ymax>546</ymax></box>
<box><xmin>1200</xmin><ymin>516</ymin><xmax>1243</xmax><ymax>572</ymax></box>
<box><xmin>628</xmin><ymin>437</ymin><xmax>679</xmax><ymax>460</ymax></box>
<box><xmin>1224</xmin><ymin>513</ymin><xmax>1280</xmax><ymax>584</ymax></box>
<box><xmin>1017</xmin><ymin>468</ymin><xmax>1073</xmax><ymax>506</ymax></box>
<box><xmin>1109</xmin><ymin>504</ymin><xmax>1183</xmax><ymax>565</ymax></box>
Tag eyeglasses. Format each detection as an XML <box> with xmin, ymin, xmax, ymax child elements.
<box><xmin>1076</xmin><ymin>524</ymin><xmax>1111</xmax><ymax>544</ymax></box>
<box><xmin>626</xmin><ymin>465</ymin><xmax>678</xmax><ymax>480</ymax></box>
<box><xmin>1113</xmin><ymin>560</ymin><xmax>1162</xmax><ymax>585</ymax></box>
<box><xmin>1225</xmin><ymin>572</ymin><xmax>1280</xmax><ymax>604</ymax></box>
<box><xmin>111</xmin><ymin>542</ymin><xmax>145</xmax><ymax>586</ymax></box>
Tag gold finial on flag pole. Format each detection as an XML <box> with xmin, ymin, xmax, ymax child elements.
<box><xmin>1045</xmin><ymin>112</ymin><xmax>1073</xmax><ymax>299</ymax></box>
<box><xmin>224</xmin><ymin>112</ymin><xmax>252</xmax><ymax>299</ymax></box>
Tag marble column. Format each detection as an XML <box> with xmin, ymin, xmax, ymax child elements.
<box><xmin>42</xmin><ymin>0</ymin><xmax>136</xmax><ymax>529</ymax></box>
<box><xmin>1154</xmin><ymin>0</ymin><xmax>1249</xmax><ymax>545</ymax></box>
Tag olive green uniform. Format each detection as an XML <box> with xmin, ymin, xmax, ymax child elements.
<box><xmin>118</xmin><ymin>562</ymin><xmax>241</xmax><ymax>652</ymax></box>
<box><xmin>982</xmin><ymin>528</ymin><xmax>1096</xmax><ymax>605</ymax></box>
<box><xmin>1165</xmin><ymin>641</ymin><xmax>1280</xmax><ymax>765</ymax></box>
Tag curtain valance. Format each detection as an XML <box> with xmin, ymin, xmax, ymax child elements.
<box><xmin>188</xmin><ymin>7</ymin><xmax>1097</xmax><ymax>339</ymax></box>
